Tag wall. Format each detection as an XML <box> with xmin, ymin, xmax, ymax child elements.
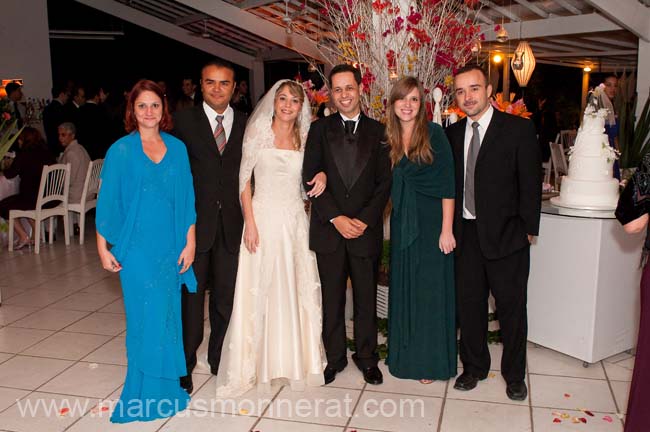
<box><xmin>0</xmin><ymin>0</ymin><xmax>52</xmax><ymax>100</ymax></box>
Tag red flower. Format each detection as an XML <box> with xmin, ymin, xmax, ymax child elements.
<box><xmin>393</xmin><ymin>16</ymin><xmax>404</xmax><ymax>33</ymax></box>
<box><xmin>347</xmin><ymin>20</ymin><xmax>360</xmax><ymax>33</ymax></box>
<box><xmin>361</xmin><ymin>70</ymin><xmax>375</xmax><ymax>92</ymax></box>
<box><xmin>407</xmin><ymin>7</ymin><xmax>422</xmax><ymax>25</ymax></box>
<box><xmin>409</xmin><ymin>27</ymin><xmax>431</xmax><ymax>44</ymax></box>
<box><xmin>372</xmin><ymin>0</ymin><xmax>387</xmax><ymax>12</ymax></box>
<box><xmin>386</xmin><ymin>50</ymin><xmax>396</xmax><ymax>68</ymax></box>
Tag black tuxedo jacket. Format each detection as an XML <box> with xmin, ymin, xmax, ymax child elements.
<box><xmin>42</xmin><ymin>100</ymin><xmax>66</xmax><ymax>154</ymax></box>
<box><xmin>77</xmin><ymin>102</ymin><xmax>111</xmax><ymax>160</ymax></box>
<box><xmin>445</xmin><ymin>109</ymin><xmax>542</xmax><ymax>260</ymax></box>
<box><xmin>303</xmin><ymin>113</ymin><xmax>391</xmax><ymax>257</ymax></box>
<box><xmin>173</xmin><ymin>106</ymin><xmax>247</xmax><ymax>254</ymax></box>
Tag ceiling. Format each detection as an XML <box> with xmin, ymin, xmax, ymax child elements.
<box><xmin>71</xmin><ymin>0</ymin><xmax>649</xmax><ymax>72</ymax></box>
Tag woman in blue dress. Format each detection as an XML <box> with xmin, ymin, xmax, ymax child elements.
<box><xmin>96</xmin><ymin>80</ymin><xmax>197</xmax><ymax>423</ymax></box>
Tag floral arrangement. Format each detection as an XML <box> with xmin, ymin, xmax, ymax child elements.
<box><xmin>0</xmin><ymin>98</ymin><xmax>24</xmax><ymax>161</ymax></box>
<box><xmin>295</xmin><ymin>76</ymin><xmax>330</xmax><ymax>115</ymax></box>
<box><xmin>300</xmin><ymin>79</ymin><xmax>330</xmax><ymax>107</ymax></box>
<box><xmin>312</xmin><ymin>0</ymin><xmax>483</xmax><ymax>121</ymax></box>
<box><xmin>490</xmin><ymin>93</ymin><xmax>532</xmax><ymax>118</ymax></box>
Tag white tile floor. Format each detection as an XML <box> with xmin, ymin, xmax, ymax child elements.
<box><xmin>0</xmin><ymin>227</ymin><xmax>634</xmax><ymax>431</ymax></box>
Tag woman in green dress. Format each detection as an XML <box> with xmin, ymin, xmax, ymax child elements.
<box><xmin>386</xmin><ymin>76</ymin><xmax>457</xmax><ymax>383</ymax></box>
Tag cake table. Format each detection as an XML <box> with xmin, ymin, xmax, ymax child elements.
<box><xmin>528</xmin><ymin>201</ymin><xmax>644</xmax><ymax>365</ymax></box>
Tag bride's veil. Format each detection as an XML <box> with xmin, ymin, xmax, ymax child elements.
<box><xmin>238</xmin><ymin>79</ymin><xmax>313</xmax><ymax>196</ymax></box>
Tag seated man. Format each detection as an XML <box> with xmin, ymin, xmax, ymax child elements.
<box><xmin>57</xmin><ymin>122</ymin><xmax>90</xmax><ymax>235</ymax></box>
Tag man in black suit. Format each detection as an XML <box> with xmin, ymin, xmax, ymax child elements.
<box><xmin>445</xmin><ymin>65</ymin><xmax>541</xmax><ymax>401</ymax></box>
<box><xmin>172</xmin><ymin>60</ymin><xmax>246</xmax><ymax>394</ymax></box>
<box><xmin>303</xmin><ymin>64</ymin><xmax>391</xmax><ymax>386</ymax></box>
<box><xmin>77</xmin><ymin>84</ymin><xmax>111</xmax><ymax>160</ymax></box>
<box><xmin>43</xmin><ymin>83</ymin><xmax>70</xmax><ymax>156</ymax></box>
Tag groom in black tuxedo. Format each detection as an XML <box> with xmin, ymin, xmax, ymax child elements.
<box><xmin>303</xmin><ymin>64</ymin><xmax>391</xmax><ymax>385</ymax></box>
<box><xmin>172</xmin><ymin>60</ymin><xmax>247</xmax><ymax>394</ymax></box>
<box><xmin>445</xmin><ymin>65</ymin><xmax>541</xmax><ymax>401</ymax></box>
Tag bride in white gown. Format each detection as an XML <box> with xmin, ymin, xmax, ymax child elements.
<box><xmin>215</xmin><ymin>80</ymin><xmax>327</xmax><ymax>397</ymax></box>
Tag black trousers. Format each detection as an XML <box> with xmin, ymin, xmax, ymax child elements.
<box><xmin>317</xmin><ymin>241</ymin><xmax>379</xmax><ymax>370</ymax></box>
<box><xmin>456</xmin><ymin>219</ymin><xmax>530</xmax><ymax>384</ymax></box>
<box><xmin>181</xmin><ymin>212</ymin><xmax>239</xmax><ymax>375</ymax></box>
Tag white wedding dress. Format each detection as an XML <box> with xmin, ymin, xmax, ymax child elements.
<box><xmin>215</xmin><ymin>147</ymin><xmax>326</xmax><ymax>398</ymax></box>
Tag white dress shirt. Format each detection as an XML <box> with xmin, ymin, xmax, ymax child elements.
<box><xmin>340</xmin><ymin>112</ymin><xmax>361</xmax><ymax>134</ymax></box>
<box><xmin>463</xmin><ymin>105</ymin><xmax>494</xmax><ymax>220</ymax></box>
<box><xmin>203</xmin><ymin>102</ymin><xmax>234</xmax><ymax>141</ymax></box>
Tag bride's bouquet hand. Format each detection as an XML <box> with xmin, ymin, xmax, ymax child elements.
<box><xmin>244</xmin><ymin>222</ymin><xmax>260</xmax><ymax>254</ymax></box>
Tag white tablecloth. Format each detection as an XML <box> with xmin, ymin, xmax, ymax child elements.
<box><xmin>0</xmin><ymin>175</ymin><xmax>20</xmax><ymax>201</ymax></box>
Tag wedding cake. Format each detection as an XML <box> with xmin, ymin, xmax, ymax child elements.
<box><xmin>555</xmin><ymin>107</ymin><xmax>619</xmax><ymax>209</ymax></box>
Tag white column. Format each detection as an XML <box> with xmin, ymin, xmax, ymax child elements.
<box><xmin>249</xmin><ymin>59</ymin><xmax>265</xmax><ymax>104</ymax></box>
<box><xmin>0</xmin><ymin>0</ymin><xmax>52</xmax><ymax>100</ymax></box>
<box><xmin>637</xmin><ymin>39</ymin><xmax>650</xmax><ymax>119</ymax></box>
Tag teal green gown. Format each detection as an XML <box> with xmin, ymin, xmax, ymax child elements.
<box><xmin>96</xmin><ymin>132</ymin><xmax>196</xmax><ymax>423</ymax></box>
<box><xmin>386</xmin><ymin>123</ymin><xmax>457</xmax><ymax>380</ymax></box>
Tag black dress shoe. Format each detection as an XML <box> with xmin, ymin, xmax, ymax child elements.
<box><xmin>324</xmin><ymin>365</ymin><xmax>346</xmax><ymax>385</ymax></box>
<box><xmin>453</xmin><ymin>372</ymin><xmax>485</xmax><ymax>391</ymax></box>
<box><xmin>360</xmin><ymin>366</ymin><xmax>383</xmax><ymax>385</ymax></box>
<box><xmin>506</xmin><ymin>380</ymin><xmax>528</xmax><ymax>401</ymax></box>
<box><xmin>180</xmin><ymin>375</ymin><xmax>193</xmax><ymax>394</ymax></box>
<box><xmin>210</xmin><ymin>366</ymin><xmax>219</xmax><ymax>376</ymax></box>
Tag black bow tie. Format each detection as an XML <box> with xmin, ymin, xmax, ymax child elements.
<box><xmin>344</xmin><ymin>120</ymin><xmax>356</xmax><ymax>136</ymax></box>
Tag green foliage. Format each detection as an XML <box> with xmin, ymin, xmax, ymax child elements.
<box><xmin>617</xmin><ymin>73</ymin><xmax>650</xmax><ymax>169</ymax></box>
<box><xmin>0</xmin><ymin>119</ymin><xmax>24</xmax><ymax>161</ymax></box>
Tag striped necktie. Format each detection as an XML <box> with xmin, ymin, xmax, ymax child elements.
<box><xmin>214</xmin><ymin>115</ymin><xmax>226</xmax><ymax>154</ymax></box>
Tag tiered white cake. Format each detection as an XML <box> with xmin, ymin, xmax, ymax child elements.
<box><xmin>556</xmin><ymin>107</ymin><xmax>619</xmax><ymax>209</ymax></box>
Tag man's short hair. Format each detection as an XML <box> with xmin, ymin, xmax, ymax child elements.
<box><xmin>202</xmin><ymin>59</ymin><xmax>236</xmax><ymax>77</ymax></box>
<box><xmin>51</xmin><ymin>83</ymin><xmax>67</xmax><ymax>98</ymax></box>
<box><xmin>58</xmin><ymin>122</ymin><xmax>76</xmax><ymax>135</ymax></box>
<box><xmin>5</xmin><ymin>82</ymin><xmax>21</xmax><ymax>96</ymax></box>
<box><xmin>453</xmin><ymin>64</ymin><xmax>488</xmax><ymax>84</ymax></box>
<box><xmin>329</xmin><ymin>64</ymin><xmax>362</xmax><ymax>85</ymax></box>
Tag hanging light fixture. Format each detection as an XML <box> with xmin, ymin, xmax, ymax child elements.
<box><xmin>510</xmin><ymin>41</ymin><xmax>535</xmax><ymax>87</ymax></box>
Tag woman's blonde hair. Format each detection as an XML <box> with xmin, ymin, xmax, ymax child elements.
<box><xmin>386</xmin><ymin>76</ymin><xmax>432</xmax><ymax>166</ymax></box>
<box><xmin>274</xmin><ymin>80</ymin><xmax>305</xmax><ymax>150</ymax></box>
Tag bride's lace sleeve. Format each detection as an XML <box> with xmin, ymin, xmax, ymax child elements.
<box><xmin>239</xmin><ymin>121</ymin><xmax>262</xmax><ymax>196</ymax></box>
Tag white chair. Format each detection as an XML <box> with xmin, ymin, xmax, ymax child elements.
<box><xmin>549</xmin><ymin>142</ymin><xmax>568</xmax><ymax>190</ymax></box>
<box><xmin>559</xmin><ymin>129</ymin><xmax>577</xmax><ymax>151</ymax></box>
<box><xmin>8</xmin><ymin>163</ymin><xmax>71</xmax><ymax>254</ymax></box>
<box><xmin>68</xmin><ymin>159</ymin><xmax>103</xmax><ymax>245</ymax></box>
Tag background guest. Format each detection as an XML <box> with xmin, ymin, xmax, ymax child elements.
<box><xmin>175</xmin><ymin>76</ymin><xmax>200</xmax><ymax>112</ymax></box>
<box><xmin>0</xmin><ymin>127</ymin><xmax>55</xmax><ymax>249</ymax></box>
<box><xmin>385</xmin><ymin>76</ymin><xmax>457</xmax><ymax>384</ymax></box>
<box><xmin>230</xmin><ymin>79</ymin><xmax>252</xmax><ymax>115</ymax></box>
<box><xmin>615</xmin><ymin>153</ymin><xmax>650</xmax><ymax>432</ymax></box>
<box><xmin>57</xmin><ymin>122</ymin><xmax>90</xmax><ymax>236</ymax></box>
<box><xmin>42</xmin><ymin>82</ymin><xmax>70</xmax><ymax>156</ymax></box>
<box><xmin>77</xmin><ymin>84</ymin><xmax>111</xmax><ymax>160</ymax></box>
<box><xmin>4</xmin><ymin>82</ymin><xmax>24</xmax><ymax>129</ymax></box>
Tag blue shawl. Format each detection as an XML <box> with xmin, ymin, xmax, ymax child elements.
<box><xmin>96</xmin><ymin>131</ymin><xmax>197</xmax><ymax>292</ymax></box>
